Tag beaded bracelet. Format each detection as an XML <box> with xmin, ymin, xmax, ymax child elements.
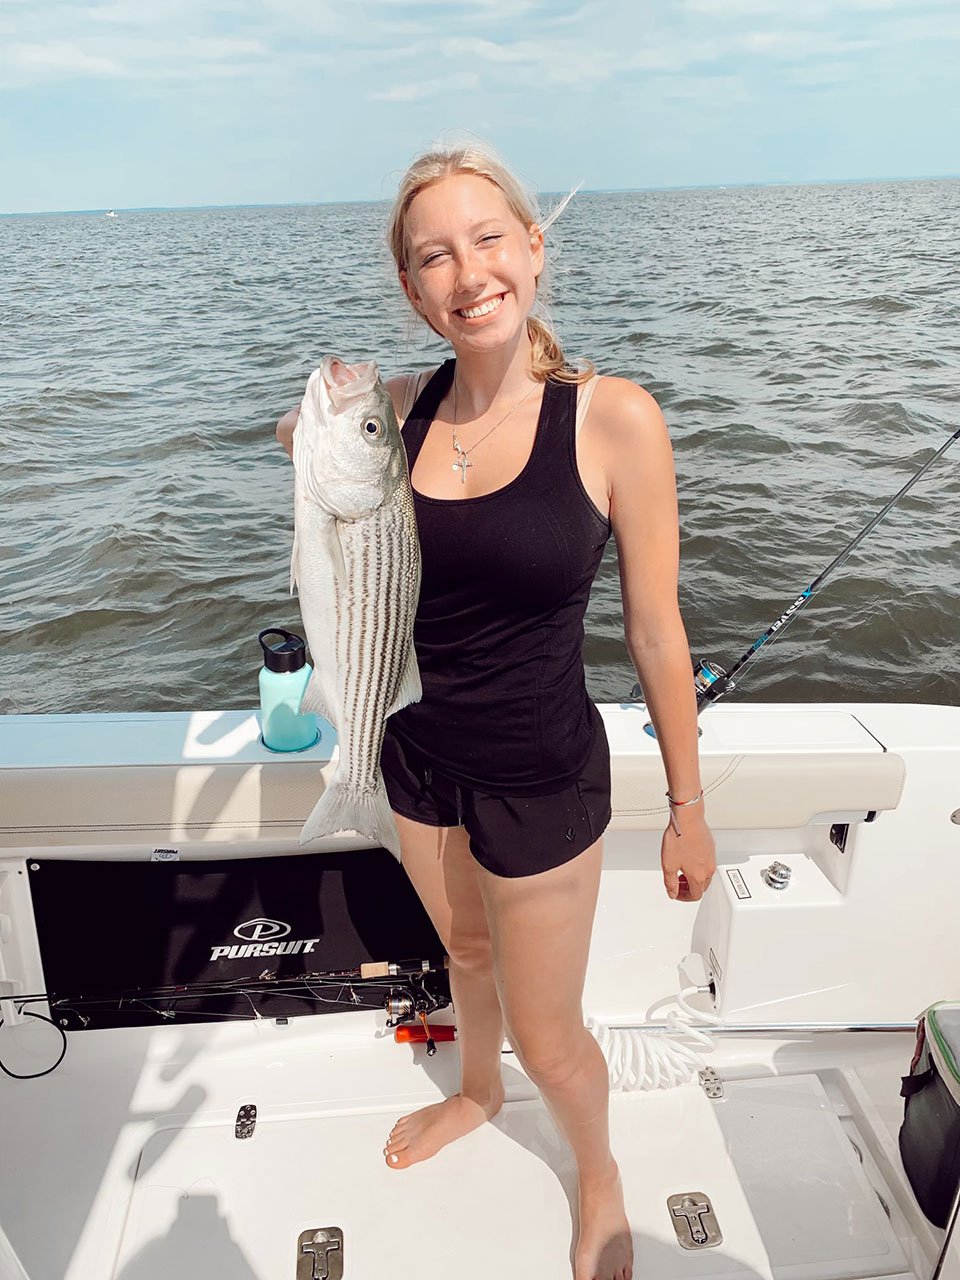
<box><xmin>665</xmin><ymin>787</ymin><xmax>704</xmax><ymax>837</ymax></box>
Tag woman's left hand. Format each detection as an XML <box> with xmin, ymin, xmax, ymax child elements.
<box><xmin>661</xmin><ymin>811</ymin><xmax>717</xmax><ymax>901</ymax></box>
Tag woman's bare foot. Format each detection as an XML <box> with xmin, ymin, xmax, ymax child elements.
<box><xmin>574</xmin><ymin>1159</ymin><xmax>633</xmax><ymax>1280</ymax></box>
<box><xmin>383</xmin><ymin>1084</ymin><xmax>505</xmax><ymax>1170</ymax></box>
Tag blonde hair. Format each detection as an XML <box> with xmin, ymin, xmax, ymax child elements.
<box><xmin>385</xmin><ymin>140</ymin><xmax>594</xmax><ymax>386</ymax></box>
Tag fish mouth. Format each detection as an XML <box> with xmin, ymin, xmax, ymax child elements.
<box><xmin>320</xmin><ymin>355</ymin><xmax>379</xmax><ymax>409</ymax></box>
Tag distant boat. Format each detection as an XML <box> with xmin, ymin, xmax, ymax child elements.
<box><xmin>105</xmin><ymin>210</ymin><xmax>118</xmax><ymax>219</ymax></box>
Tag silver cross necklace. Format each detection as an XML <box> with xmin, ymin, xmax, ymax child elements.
<box><xmin>451</xmin><ymin>375</ymin><xmax>539</xmax><ymax>484</ymax></box>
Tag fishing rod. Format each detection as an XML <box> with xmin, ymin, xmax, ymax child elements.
<box><xmin>0</xmin><ymin>958</ymin><xmax>452</xmax><ymax>1080</ymax></box>
<box><xmin>0</xmin><ymin>958</ymin><xmax>450</xmax><ymax>1020</ymax></box>
<box><xmin>631</xmin><ymin>427</ymin><xmax>960</xmax><ymax>717</ymax></box>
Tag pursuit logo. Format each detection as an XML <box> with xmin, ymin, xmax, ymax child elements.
<box><xmin>210</xmin><ymin>917</ymin><xmax>319</xmax><ymax>962</ymax></box>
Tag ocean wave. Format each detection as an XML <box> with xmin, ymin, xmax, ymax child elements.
<box><xmin>2</xmin><ymin>181</ymin><xmax>958</xmax><ymax>713</ymax></box>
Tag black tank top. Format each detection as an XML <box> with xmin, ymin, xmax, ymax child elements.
<box><xmin>388</xmin><ymin>357</ymin><xmax>612</xmax><ymax>796</ymax></box>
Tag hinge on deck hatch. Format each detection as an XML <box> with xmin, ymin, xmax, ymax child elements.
<box><xmin>667</xmin><ymin>1192</ymin><xmax>723</xmax><ymax>1248</ymax></box>
<box><xmin>235</xmin><ymin>1103</ymin><xmax>257</xmax><ymax>1139</ymax></box>
<box><xmin>698</xmin><ymin>1066</ymin><xmax>724</xmax><ymax>1100</ymax></box>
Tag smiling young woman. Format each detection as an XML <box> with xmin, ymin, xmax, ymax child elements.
<box><xmin>276</xmin><ymin>140</ymin><xmax>716</xmax><ymax>1280</ymax></box>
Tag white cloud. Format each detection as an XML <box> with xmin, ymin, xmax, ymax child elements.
<box><xmin>10</xmin><ymin>41</ymin><xmax>125</xmax><ymax>77</ymax></box>
<box><xmin>371</xmin><ymin>72</ymin><xmax>481</xmax><ymax>101</ymax></box>
<box><xmin>0</xmin><ymin>2</ymin><xmax>294</xmax><ymax>87</ymax></box>
<box><xmin>682</xmin><ymin>0</ymin><xmax>956</xmax><ymax>13</ymax></box>
<box><xmin>741</xmin><ymin>29</ymin><xmax>877</xmax><ymax>58</ymax></box>
<box><xmin>786</xmin><ymin>59</ymin><xmax>856</xmax><ymax>86</ymax></box>
<box><xmin>1</xmin><ymin>0</ymin><xmax>958</xmax><ymax>94</ymax></box>
<box><xmin>655</xmin><ymin>72</ymin><xmax>751</xmax><ymax>103</ymax></box>
<box><xmin>0</xmin><ymin>33</ymin><xmax>270</xmax><ymax>87</ymax></box>
<box><xmin>368</xmin><ymin>0</ymin><xmax>546</xmax><ymax>12</ymax></box>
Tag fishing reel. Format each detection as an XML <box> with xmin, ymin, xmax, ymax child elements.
<box><xmin>382</xmin><ymin>957</ymin><xmax>450</xmax><ymax>1023</ymax></box>
<box><xmin>383</xmin><ymin>959</ymin><xmax>453</xmax><ymax>1057</ymax></box>
<box><xmin>629</xmin><ymin>659</ymin><xmax>735</xmax><ymax>736</ymax></box>
<box><xmin>694</xmin><ymin>659</ymin><xmax>735</xmax><ymax>704</ymax></box>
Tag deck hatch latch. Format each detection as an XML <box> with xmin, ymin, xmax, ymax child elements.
<box><xmin>667</xmin><ymin>1191</ymin><xmax>723</xmax><ymax>1248</ymax></box>
<box><xmin>297</xmin><ymin>1227</ymin><xmax>344</xmax><ymax>1279</ymax></box>
<box><xmin>235</xmin><ymin>1103</ymin><xmax>257</xmax><ymax>1139</ymax></box>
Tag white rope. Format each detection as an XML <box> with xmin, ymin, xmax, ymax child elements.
<box><xmin>587</xmin><ymin>981</ymin><xmax>724</xmax><ymax>1092</ymax></box>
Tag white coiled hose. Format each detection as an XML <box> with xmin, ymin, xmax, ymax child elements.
<box><xmin>587</xmin><ymin>979</ymin><xmax>724</xmax><ymax>1091</ymax></box>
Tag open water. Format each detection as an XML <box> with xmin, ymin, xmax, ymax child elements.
<box><xmin>1</xmin><ymin>180</ymin><xmax>958</xmax><ymax>716</ymax></box>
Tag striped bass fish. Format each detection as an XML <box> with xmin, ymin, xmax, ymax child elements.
<box><xmin>291</xmin><ymin>355</ymin><xmax>421</xmax><ymax>856</ymax></box>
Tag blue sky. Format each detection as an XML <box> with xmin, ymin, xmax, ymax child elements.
<box><xmin>1</xmin><ymin>0</ymin><xmax>958</xmax><ymax>214</ymax></box>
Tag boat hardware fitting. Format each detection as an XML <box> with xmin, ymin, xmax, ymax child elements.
<box><xmin>830</xmin><ymin>822</ymin><xmax>849</xmax><ymax>851</ymax></box>
<box><xmin>761</xmin><ymin>860</ymin><xmax>792</xmax><ymax>890</ymax></box>
<box><xmin>235</xmin><ymin>1103</ymin><xmax>257</xmax><ymax>1139</ymax></box>
<box><xmin>698</xmin><ymin>1066</ymin><xmax>725</xmax><ymax>1099</ymax></box>
<box><xmin>668</xmin><ymin>1192</ymin><xmax>722</xmax><ymax>1248</ymax></box>
<box><xmin>297</xmin><ymin>1227</ymin><xmax>343</xmax><ymax>1280</ymax></box>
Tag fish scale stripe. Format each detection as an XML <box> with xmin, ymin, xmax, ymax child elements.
<box><xmin>355</xmin><ymin>523</ymin><xmax>379</xmax><ymax>779</ymax></box>
<box><xmin>337</xmin><ymin>529</ymin><xmax>355</xmax><ymax>762</ymax></box>
<box><xmin>381</xmin><ymin>504</ymin><xmax>417</xmax><ymax>769</ymax></box>
<box><xmin>378</xmin><ymin>511</ymin><xmax>402</xmax><ymax>746</ymax></box>
<box><xmin>343</xmin><ymin>529</ymin><xmax>367</xmax><ymax>776</ymax></box>
<box><xmin>343</xmin><ymin>509</ymin><xmax>400</xmax><ymax>786</ymax></box>
<box><xmin>336</xmin><ymin>500</ymin><xmax>417</xmax><ymax>791</ymax></box>
<box><xmin>358</xmin><ymin>506</ymin><xmax>406</xmax><ymax>781</ymax></box>
<box><xmin>373</xmin><ymin>514</ymin><xmax>401</xmax><ymax>775</ymax></box>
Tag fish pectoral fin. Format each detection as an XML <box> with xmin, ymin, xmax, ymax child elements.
<box><xmin>323</xmin><ymin>514</ymin><xmax>347</xmax><ymax>584</ymax></box>
<box><xmin>300</xmin><ymin>671</ymin><xmax>337</xmax><ymax>726</ymax></box>
<box><xmin>385</xmin><ymin>641</ymin><xmax>422</xmax><ymax>718</ymax></box>
<box><xmin>289</xmin><ymin>525</ymin><xmax>300</xmax><ymax>596</ymax></box>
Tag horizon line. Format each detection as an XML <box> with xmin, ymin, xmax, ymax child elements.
<box><xmin>3</xmin><ymin>171</ymin><xmax>959</xmax><ymax>218</ymax></box>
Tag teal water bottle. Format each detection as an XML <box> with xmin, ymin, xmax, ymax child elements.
<box><xmin>257</xmin><ymin>627</ymin><xmax>319</xmax><ymax>752</ymax></box>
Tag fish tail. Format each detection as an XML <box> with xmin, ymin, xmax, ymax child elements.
<box><xmin>298</xmin><ymin>773</ymin><xmax>401</xmax><ymax>860</ymax></box>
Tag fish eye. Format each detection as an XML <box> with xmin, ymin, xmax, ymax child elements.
<box><xmin>362</xmin><ymin>417</ymin><xmax>384</xmax><ymax>438</ymax></box>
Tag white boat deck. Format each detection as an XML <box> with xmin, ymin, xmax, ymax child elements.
<box><xmin>1</xmin><ymin>700</ymin><xmax>958</xmax><ymax>1279</ymax></box>
<box><xmin>0</xmin><ymin>1010</ymin><xmax>943</xmax><ymax>1280</ymax></box>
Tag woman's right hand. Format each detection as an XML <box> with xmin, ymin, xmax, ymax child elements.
<box><xmin>276</xmin><ymin>408</ymin><xmax>299</xmax><ymax>461</ymax></box>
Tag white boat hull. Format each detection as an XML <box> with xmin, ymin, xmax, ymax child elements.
<box><xmin>0</xmin><ymin>700</ymin><xmax>957</xmax><ymax>1279</ymax></box>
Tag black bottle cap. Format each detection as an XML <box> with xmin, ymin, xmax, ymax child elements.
<box><xmin>258</xmin><ymin>627</ymin><xmax>307</xmax><ymax>674</ymax></box>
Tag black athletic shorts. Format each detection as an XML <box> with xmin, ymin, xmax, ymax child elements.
<box><xmin>379</xmin><ymin>714</ymin><xmax>612</xmax><ymax>878</ymax></box>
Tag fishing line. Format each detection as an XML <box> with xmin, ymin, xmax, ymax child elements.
<box><xmin>3</xmin><ymin>975</ymin><xmax>421</xmax><ymax>1010</ymax></box>
<box><xmin>0</xmin><ymin>1007</ymin><xmax>67</xmax><ymax>1080</ymax></box>
<box><xmin>632</xmin><ymin>426</ymin><xmax>960</xmax><ymax>722</ymax></box>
